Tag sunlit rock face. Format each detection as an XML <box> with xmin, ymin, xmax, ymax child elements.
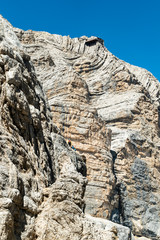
<box><xmin>0</xmin><ymin>14</ymin><xmax>160</xmax><ymax>240</ymax></box>
<box><xmin>0</xmin><ymin>15</ymin><xmax>131</xmax><ymax>240</ymax></box>
<box><xmin>16</xmin><ymin>29</ymin><xmax>160</xmax><ymax>239</ymax></box>
<box><xmin>14</xmin><ymin>31</ymin><xmax>117</xmax><ymax>220</ymax></box>
<box><xmin>0</xmin><ymin>15</ymin><xmax>59</xmax><ymax>240</ymax></box>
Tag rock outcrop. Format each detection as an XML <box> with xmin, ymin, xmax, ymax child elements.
<box><xmin>14</xmin><ymin>30</ymin><xmax>117</xmax><ymax>219</ymax></box>
<box><xmin>0</xmin><ymin>15</ymin><xmax>160</xmax><ymax>240</ymax></box>
<box><xmin>0</xmin><ymin>15</ymin><xmax>59</xmax><ymax>239</ymax></box>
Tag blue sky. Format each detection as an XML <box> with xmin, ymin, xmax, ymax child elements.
<box><xmin>1</xmin><ymin>0</ymin><xmax>160</xmax><ymax>80</ymax></box>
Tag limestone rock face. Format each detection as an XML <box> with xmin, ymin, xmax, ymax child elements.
<box><xmin>0</xmin><ymin>15</ymin><xmax>59</xmax><ymax>240</ymax></box>
<box><xmin>14</xmin><ymin>30</ymin><xmax>119</xmax><ymax>220</ymax></box>
<box><xmin>0</xmin><ymin>14</ymin><xmax>160</xmax><ymax>240</ymax></box>
<box><xmin>0</xmin><ymin>15</ymin><xmax>133</xmax><ymax>240</ymax></box>
<box><xmin>15</xmin><ymin>28</ymin><xmax>160</xmax><ymax>239</ymax></box>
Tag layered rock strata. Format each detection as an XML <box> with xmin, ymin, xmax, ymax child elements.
<box><xmin>15</xmin><ymin>28</ymin><xmax>160</xmax><ymax>239</ymax></box>
<box><xmin>15</xmin><ymin>30</ymin><xmax>117</xmax><ymax>219</ymax></box>
<box><xmin>0</xmin><ymin>14</ymin><xmax>160</xmax><ymax>240</ymax></box>
<box><xmin>0</xmin><ymin>15</ymin><xmax>135</xmax><ymax>240</ymax></box>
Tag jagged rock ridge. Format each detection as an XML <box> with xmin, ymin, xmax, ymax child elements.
<box><xmin>0</xmin><ymin>15</ymin><xmax>160</xmax><ymax>240</ymax></box>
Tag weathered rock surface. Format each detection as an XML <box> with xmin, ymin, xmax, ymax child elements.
<box><xmin>0</xmin><ymin>15</ymin><xmax>59</xmax><ymax>239</ymax></box>
<box><xmin>0</xmin><ymin>14</ymin><xmax>160</xmax><ymax>240</ymax></box>
<box><xmin>14</xmin><ymin>30</ymin><xmax>118</xmax><ymax>220</ymax></box>
<box><xmin>15</xmin><ymin>28</ymin><xmax>160</xmax><ymax>239</ymax></box>
<box><xmin>0</xmin><ymin>15</ymin><xmax>133</xmax><ymax>240</ymax></box>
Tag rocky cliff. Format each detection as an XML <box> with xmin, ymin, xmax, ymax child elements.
<box><xmin>0</xmin><ymin>15</ymin><xmax>160</xmax><ymax>240</ymax></box>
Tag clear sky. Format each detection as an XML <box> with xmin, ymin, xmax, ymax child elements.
<box><xmin>1</xmin><ymin>0</ymin><xmax>160</xmax><ymax>80</ymax></box>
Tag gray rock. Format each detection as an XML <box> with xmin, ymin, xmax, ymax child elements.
<box><xmin>0</xmin><ymin>14</ymin><xmax>160</xmax><ymax>240</ymax></box>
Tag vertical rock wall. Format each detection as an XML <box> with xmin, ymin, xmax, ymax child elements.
<box><xmin>0</xmin><ymin>15</ymin><xmax>133</xmax><ymax>240</ymax></box>
<box><xmin>15</xmin><ymin>29</ymin><xmax>160</xmax><ymax>239</ymax></box>
<box><xmin>15</xmin><ymin>30</ymin><xmax>118</xmax><ymax>219</ymax></box>
<box><xmin>0</xmin><ymin>14</ymin><xmax>159</xmax><ymax>239</ymax></box>
<box><xmin>0</xmin><ymin>16</ymin><xmax>58</xmax><ymax>239</ymax></box>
